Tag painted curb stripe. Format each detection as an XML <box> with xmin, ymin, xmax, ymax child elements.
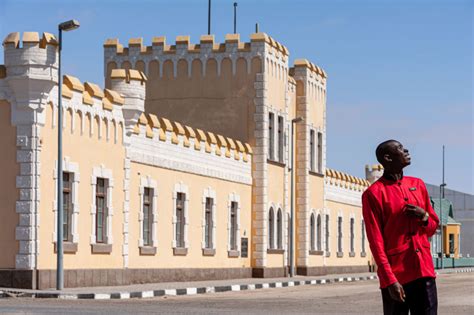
<box><xmin>29</xmin><ymin>269</ymin><xmax>474</xmax><ymax>301</ymax></box>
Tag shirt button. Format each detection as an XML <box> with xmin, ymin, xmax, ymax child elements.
<box><xmin>415</xmin><ymin>249</ymin><xmax>420</xmax><ymax>253</ymax></box>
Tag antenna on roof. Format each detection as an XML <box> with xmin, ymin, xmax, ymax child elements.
<box><xmin>255</xmin><ymin>23</ymin><xmax>259</xmax><ymax>33</ymax></box>
<box><xmin>233</xmin><ymin>2</ymin><xmax>238</xmax><ymax>34</ymax></box>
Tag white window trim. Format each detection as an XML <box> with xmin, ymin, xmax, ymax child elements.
<box><xmin>52</xmin><ymin>157</ymin><xmax>80</xmax><ymax>243</ymax></box>
<box><xmin>90</xmin><ymin>165</ymin><xmax>114</xmax><ymax>245</ymax></box>
<box><xmin>202</xmin><ymin>187</ymin><xmax>217</xmax><ymax>250</ymax></box>
<box><xmin>172</xmin><ymin>182</ymin><xmax>189</xmax><ymax>249</ymax></box>
<box><xmin>139</xmin><ymin>176</ymin><xmax>158</xmax><ymax>248</ymax></box>
<box><xmin>227</xmin><ymin>192</ymin><xmax>241</xmax><ymax>251</ymax></box>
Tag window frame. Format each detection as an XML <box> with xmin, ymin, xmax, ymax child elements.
<box><xmin>268</xmin><ymin>112</ymin><xmax>275</xmax><ymax>160</ymax></box>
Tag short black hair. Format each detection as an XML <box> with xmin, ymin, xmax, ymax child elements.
<box><xmin>375</xmin><ymin>140</ymin><xmax>398</xmax><ymax>164</ymax></box>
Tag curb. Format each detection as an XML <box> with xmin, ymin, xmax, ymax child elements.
<box><xmin>0</xmin><ymin>275</ymin><xmax>378</xmax><ymax>300</ymax></box>
<box><xmin>1</xmin><ymin>268</ymin><xmax>472</xmax><ymax>300</ymax></box>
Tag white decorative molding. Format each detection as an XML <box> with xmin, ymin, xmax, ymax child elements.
<box><xmin>129</xmin><ymin>132</ymin><xmax>252</xmax><ymax>185</ymax></box>
<box><xmin>325</xmin><ymin>182</ymin><xmax>364</xmax><ymax>207</ymax></box>
<box><xmin>138</xmin><ymin>176</ymin><xmax>158</xmax><ymax>248</ymax></box>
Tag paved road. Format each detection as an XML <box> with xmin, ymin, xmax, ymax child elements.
<box><xmin>0</xmin><ymin>273</ymin><xmax>472</xmax><ymax>314</ymax></box>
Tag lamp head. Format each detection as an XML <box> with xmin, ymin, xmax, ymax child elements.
<box><xmin>59</xmin><ymin>20</ymin><xmax>80</xmax><ymax>31</ymax></box>
<box><xmin>292</xmin><ymin>117</ymin><xmax>304</xmax><ymax>124</ymax></box>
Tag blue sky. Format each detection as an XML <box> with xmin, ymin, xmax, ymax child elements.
<box><xmin>1</xmin><ymin>0</ymin><xmax>472</xmax><ymax>193</ymax></box>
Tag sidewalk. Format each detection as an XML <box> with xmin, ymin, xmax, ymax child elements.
<box><xmin>0</xmin><ymin>267</ymin><xmax>471</xmax><ymax>300</ymax></box>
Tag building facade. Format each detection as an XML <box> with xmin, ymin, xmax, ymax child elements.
<box><xmin>0</xmin><ymin>31</ymin><xmax>371</xmax><ymax>289</ymax></box>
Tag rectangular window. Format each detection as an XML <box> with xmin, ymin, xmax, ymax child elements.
<box><xmin>96</xmin><ymin>178</ymin><xmax>107</xmax><ymax>243</ymax></box>
<box><xmin>310</xmin><ymin>130</ymin><xmax>315</xmax><ymax>171</ymax></box>
<box><xmin>176</xmin><ymin>192</ymin><xmax>185</xmax><ymax>248</ymax></box>
<box><xmin>361</xmin><ymin>220</ymin><xmax>366</xmax><ymax>253</ymax></box>
<box><xmin>230</xmin><ymin>201</ymin><xmax>238</xmax><ymax>250</ymax></box>
<box><xmin>317</xmin><ymin>132</ymin><xmax>323</xmax><ymax>173</ymax></box>
<box><xmin>268</xmin><ymin>112</ymin><xmax>274</xmax><ymax>160</ymax></box>
<box><xmin>325</xmin><ymin>215</ymin><xmax>330</xmax><ymax>252</ymax></box>
<box><xmin>143</xmin><ymin>188</ymin><xmax>153</xmax><ymax>246</ymax></box>
<box><xmin>337</xmin><ymin>217</ymin><xmax>343</xmax><ymax>253</ymax></box>
<box><xmin>62</xmin><ymin>172</ymin><xmax>73</xmax><ymax>242</ymax></box>
<box><xmin>449</xmin><ymin>234</ymin><xmax>455</xmax><ymax>254</ymax></box>
<box><xmin>205</xmin><ymin>197</ymin><xmax>213</xmax><ymax>249</ymax></box>
<box><xmin>278</xmin><ymin>116</ymin><xmax>284</xmax><ymax>162</ymax></box>
<box><xmin>350</xmin><ymin>218</ymin><xmax>355</xmax><ymax>253</ymax></box>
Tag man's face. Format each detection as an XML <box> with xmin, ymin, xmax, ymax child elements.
<box><xmin>385</xmin><ymin>141</ymin><xmax>411</xmax><ymax>168</ymax></box>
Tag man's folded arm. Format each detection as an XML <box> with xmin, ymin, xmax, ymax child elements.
<box><xmin>362</xmin><ymin>191</ymin><xmax>398</xmax><ymax>288</ymax></box>
<box><xmin>419</xmin><ymin>181</ymin><xmax>440</xmax><ymax>237</ymax></box>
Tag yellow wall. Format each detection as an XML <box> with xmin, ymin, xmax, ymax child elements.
<box><xmin>266</xmin><ymin>163</ymin><xmax>286</xmax><ymax>267</ymax></box>
<box><xmin>266</xmin><ymin>59</ymin><xmax>286</xmax><ymax>112</ymax></box>
<box><xmin>0</xmin><ymin>100</ymin><xmax>19</xmax><ymax>268</ymax></box>
<box><xmin>38</xmin><ymin>103</ymin><xmax>125</xmax><ymax>269</ymax></box>
<box><xmin>307</xmin><ymin>175</ymin><xmax>325</xmax><ymax>266</ymax></box>
<box><xmin>107</xmin><ymin>57</ymin><xmax>262</xmax><ymax>144</ymax></box>
<box><xmin>325</xmin><ymin>200</ymin><xmax>370</xmax><ymax>267</ymax></box>
<box><xmin>444</xmin><ymin>224</ymin><xmax>461</xmax><ymax>258</ymax></box>
<box><xmin>127</xmin><ymin>162</ymin><xmax>252</xmax><ymax>268</ymax></box>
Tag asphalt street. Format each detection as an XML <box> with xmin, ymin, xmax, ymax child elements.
<box><xmin>0</xmin><ymin>273</ymin><xmax>472</xmax><ymax>314</ymax></box>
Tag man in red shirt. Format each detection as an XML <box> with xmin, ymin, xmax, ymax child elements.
<box><xmin>362</xmin><ymin>140</ymin><xmax>440</xmax><ymax>315</ymax></box>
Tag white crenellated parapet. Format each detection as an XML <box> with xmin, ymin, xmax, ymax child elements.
<box><xmin>324</xmin><ymin>168</ymin><xmax>370</xmax><ymax>206</ymax></box>
<box><xmin>103</xmin><ymin>33</ymin><xmax>288</xmax><ymax>80</ymax></box>
<box><xmin>2</xmin><ymin>32</ymin><xmax>58</xmax><ymax>125</ymax></box>
<box><xmin>110</xmin><ymin>68</ymin><xmax>146</xmax><ymax>132</ymax></box>
<box><xmin>365</xmin><ymin>164</ymin><xmax>384</xmax><ymax>184</ymax></box>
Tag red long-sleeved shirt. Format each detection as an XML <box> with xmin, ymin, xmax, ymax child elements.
<box><xmin>362</xmin><ymin>175</ymin><xmax>439</xmax><ymax>289</ymax></box>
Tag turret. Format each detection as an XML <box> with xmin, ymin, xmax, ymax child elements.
<box><xmin>365</xmin><ymin>164</ymin><xmax>384</xmax><ymax>184</ymax></box>
<box><xmin>2</xmin><ymin>32</ymin><xmax>58</xmax><ymax>125</ymax></box>
<box><xmin>109</xmin><ymin>68</ymin><xmax>146</xmax><ymax>131</ymax></box>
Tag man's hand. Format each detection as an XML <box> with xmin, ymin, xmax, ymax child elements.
<box><xmin>404</xmin><ymin>204</ymin><xmax>425</xmax><ymax>219</ymax></box>
<box><xmin>387</xmin><ymin>282</ymin><xmax>406</xmax><ymax>302</ymax></box>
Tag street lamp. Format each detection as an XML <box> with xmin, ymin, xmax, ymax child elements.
<box><xmin>57</xmin><ymin>19</ymin><xmax>80</xmax><ymax>291</ymax></box>
<box><xmin>289</xmin><ymin>117</ymin><xmax>304</xmax><ymax>277</ymax></box>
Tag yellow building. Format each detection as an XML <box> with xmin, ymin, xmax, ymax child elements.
<box><xmin>0</xmin><ymin>31</ymin><xmax>371</xmax><ymax>289</ymax></box>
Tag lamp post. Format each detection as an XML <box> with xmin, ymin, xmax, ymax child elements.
<box><xmin>233</xmin><ymin>2</ymin><xmax>238</xmax><ymax>34</ymax></box>
<box><xmin>439</xmin><ymin>145</ymin><xmax>446</xmax><ymax>269</ymax></box>
<box><xmin>289</xmin><ymin>117</ymin><xmax>304</xmax><ymax>277</ymax></box>
<box><xmin>57</xmin><ymin>19</ymin><xmax>80</xmax><ymax>291</ymax></box>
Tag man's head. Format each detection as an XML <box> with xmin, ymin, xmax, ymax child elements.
<box><xmin>375</xmin><ymin>140</ymin><xmax>411</xmax><ymax>170</ymax></box>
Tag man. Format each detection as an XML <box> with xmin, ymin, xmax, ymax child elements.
<box><xmin>362</xmin><ymin>140</ymin><xmax>440</xmax><ymax>315</ymax></box>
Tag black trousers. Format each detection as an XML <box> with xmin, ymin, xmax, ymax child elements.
<box><xmin>381</xmin><ymin>277</ymin><xmax>438</xmax><ymax>315</ymax></box>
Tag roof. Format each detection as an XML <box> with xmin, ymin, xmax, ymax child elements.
<box><xmin>430</xmin><ymin>197</ymin><xmax>460</xmax><ymax>226</ymax></box>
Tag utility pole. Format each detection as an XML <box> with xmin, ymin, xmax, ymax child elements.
<box><xmin>439</xmin><ymin>145</ymin><xmax>446</xmax><ymax>269</ymax></box>
<box><xmin>208</xmin><ymin>0</ymin><xmax>211</xmax><ymax>35</ymax></box>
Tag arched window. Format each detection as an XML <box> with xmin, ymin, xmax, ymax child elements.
<box><xmin>310</xmin><ymin>213</ymin><xmax>315</xmax><ymax>250</ymax></box>
<box><xmin>350</xmin><ymin>218</ymin><xmax>355</xmax><ymax>254</ymax></box>
<box><xmin>317</xmin><ymin>214</ymin><xmax>322</xmax><ymax>251</ymax></box>
<box><xmin>268</xmin><ymin>208</ymin><xmax>275</xmax><ymax>249</ymax></box>
<box><xmin>277</xmin><ymin>209</ymin><xmax>283</xmax><ymax>249</ymax></box>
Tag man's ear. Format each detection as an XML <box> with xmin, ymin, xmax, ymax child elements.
<box><xmin>383</xmin><ymin>153</ymin><xmax>392</xmax><ymax>163</ymax></box>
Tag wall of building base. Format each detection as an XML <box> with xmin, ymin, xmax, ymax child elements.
<box><xmin>0</xmin><ymin>269</ymin><xmax>36</xmax><ymax>289</ymax></box>
<box><xmin>252</xmin><ymin>267</ymin><xmax>288</xmax><ymax>278</ymax></box>
<box><xmin>296</xmin><ymin>265</ymin><xmax>369</xmax><ymax>276</ymax></box>
<box><xmin>1</xmin><ymin>268</ymin><xmax>253</xmax><ymax>290</ymax></box>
